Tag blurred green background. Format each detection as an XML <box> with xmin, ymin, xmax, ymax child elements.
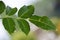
<box><xmin>12</xmin><ymin>31</ymin><xmax>36</xmax><ymax>40</ymax></box>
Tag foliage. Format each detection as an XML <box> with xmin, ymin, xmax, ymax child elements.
<box><xmin>0</xmin><ymin>1</ymin><xmax>56</xmax><ymax>35</ymax></box>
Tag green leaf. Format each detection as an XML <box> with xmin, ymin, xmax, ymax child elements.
<box><xmin>29</xmin><ymin>15</ymin><xmax>56</xmax><ymax>30</ymax></box>
<box><xmin>6</xmin><ymin>7</ymin><xmax>17</xmax><ymax>16</ymax></box>
<box><xmin>18</xmin><ymin>5</ymin><xmax>34</xmax><ymax>18</ymax></box>
<box><xmin>6</xmin><ymin>6</ymin><xmax>12</xmax><ymax>14</ymax></box>
<box><xmin>17</xmin><ymin>19</ymin><xmax>30</xmax><ymax>35</ymax></box>
<box><xmin>2</xmin><ymin>18</ymin><xmax>15</xmax><ymax>34</ymax></box>
<box><xmin>0</xmin><ymin>1</ymin><xmax>5</xmax><ymax>14</ymax></box>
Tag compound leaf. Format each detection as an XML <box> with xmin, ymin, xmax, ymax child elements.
<box><xmin>6</xmin><ymin>6</ymin><xmax>17</xmax><ymax>16</ymax></box>
<box><xmin>2</xmin><ymin>18</ymin><xmax>15</xmax><ymax>34</ymax></box>
<box><xmin>0</xmin><ymin>1</ymin><xmax>5</xmax><ymax>14</ymax></box>
<box><xmin>29</xmin><ymin>15</ymin><xmax>56</xmax><ymax>30</ymax></box>
<box><xmin>17</xmin><ymin>19</ymin><xmax>30</xmax><ymax>35</ymax></box>
<box><xmin>18</xmin><ymin>5</ymin><xmax>34</xmax><ymax>18</ymax></box>
<box><xmin>6</xmin><ymin>6</ymin><xmax>12</xmax><ymax>14</ymax></box>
